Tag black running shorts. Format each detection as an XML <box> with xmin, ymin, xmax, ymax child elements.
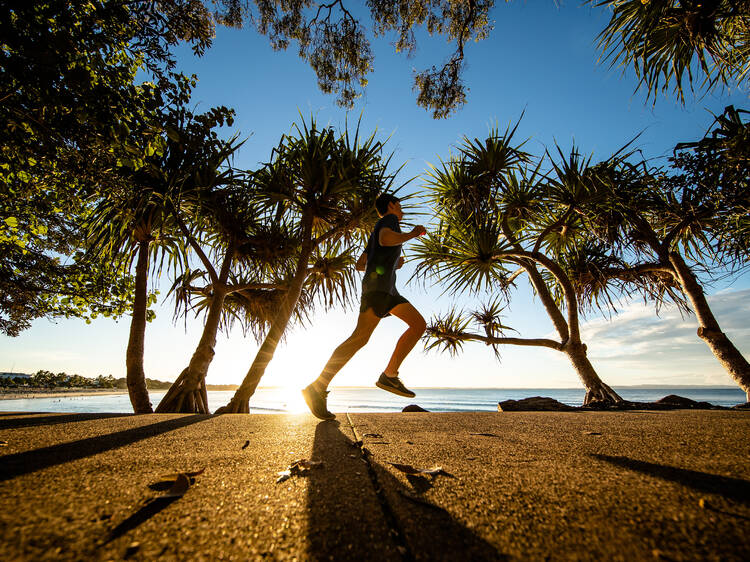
<box><xmin>360</xmin><ymin>291</ymin><xmax>409</xmax><ymax>318</ymax></box>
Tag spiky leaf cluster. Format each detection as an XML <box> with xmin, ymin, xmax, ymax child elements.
<box><xmin>425</xmin><ymin>298</ymin><xmax>514</xmax><ymax>359</ymax></box>
<box><xmin>593</xmin><ymin>0</ymin><xmax>750</xmax><ymax>102</ymax></box>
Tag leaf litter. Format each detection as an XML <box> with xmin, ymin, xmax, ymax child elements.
<box><xmin>276</xmin><ymin>459</ymin><xmax>324</xmax><ymax>483</ymax></box>
<box><xmin>149</xmin><ymin>468</ymin><xmax>205</xmax><ymax>497</ymax></box>
<box><xmin>388</xmin><ymin>462</ymin><xmax>454</xmax><ymax>478</ymax></box>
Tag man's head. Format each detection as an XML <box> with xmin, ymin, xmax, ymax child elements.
<box><xmin>375</xmin><ymin>193</ymin><xmax>402</xmax><ymax>220</ymax></box>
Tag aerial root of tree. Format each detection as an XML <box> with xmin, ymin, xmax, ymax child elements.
<box><xmin>213</xmin><ymin>394</ymin><xmax>251</xmax><ymax>414</ymax></box>
<box><xmin>154</xmin><ymin>369</ymin><xmax>210</xmax><ymax>413</ymax></box>
<box><xmin>583</xmin><ymin>381</ymin><xmax>623</xmax><ymax>406</ymax></box>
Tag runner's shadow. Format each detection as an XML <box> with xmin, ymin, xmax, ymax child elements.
<box><xmin>592</xmin><ymin>454</ymin><xmax>750</xmax><ymax>505</ymax></box>
<box><xmin>0</xmin><ymin>415</ymin><xmax>210</xmax><ymax>482</ymax></box>
<box><xmin>306</xmin><ymin>421</ymin><xmax>507</xmax><ymax>561</ymax></box>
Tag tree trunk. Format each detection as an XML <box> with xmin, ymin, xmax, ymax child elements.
<box><xmin>522</xmin><ymin>260</ymin><xmax>622</xmax><ymax>404</ymax></box>
<box><xmin>125</xmin><ymin>240</ymin><xmax>153</xmax><ymax>413</ymax></box>
<box><xmin>563</xmin><ymin>341</ymin><xmax>622</xmax><ymax>405</ymax></box>
<box><xmin>155</xmin><ymin>287</ymin><xmax>228</xmax><ymax>413</ymax></box>
<box><xmin>216</xmin><ymin>230</ymin><xmax>315</xmax><ymax>414</ymax></box>
<box><xmin>522</xmin><ymin>263</ymin><xmax>569</xmax><ymax>342</ymax></box>
<box><xmin>669</xmin><ymin>252</ymin><xmax>750</xmax><ymax>401</ymax></box>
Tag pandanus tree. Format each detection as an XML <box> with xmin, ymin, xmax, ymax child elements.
<box><xmin>154</xmin><ymin>177</ymin><xmax>299</xmax><ymax>413</ymax></box>
<box><xmin>593</xmin><ymin>0</ymin><xmax>750</xmax><ymax>101</ymax></box>
<box><xmin>86</xmin><ymin>97</ymin><xmax>237</xmax><ymax>413</ymax></box>
<box><xmin>413</xmin><ymin>125</ymin><xmax>623</xmax><ymax>405</ymax></box>
<box><xmin>214</xmin><ymin>119</ymin><xmax>398</xmax><ymax>414</ymax></box>
<box><xmin>575</xmin><ymin>106</ymin><xmax>750</xmax><ymax>401</ymax></box>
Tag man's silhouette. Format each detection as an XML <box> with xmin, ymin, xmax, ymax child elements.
<box><xmin>303</xmin><ymin>194</ymin><xmax>427</xmax><ymax>420</ymax></box>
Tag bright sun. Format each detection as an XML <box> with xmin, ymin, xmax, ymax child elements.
<box><xmin>280</xmin><ymin>384</ymin><xmax>310</xmax><ymax>414</ymax></box>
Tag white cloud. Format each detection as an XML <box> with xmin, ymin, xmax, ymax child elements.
<box><xmin>573</xmin><ymin>289</ymin><xmax>750</xmax><ymax>386</ymax></box>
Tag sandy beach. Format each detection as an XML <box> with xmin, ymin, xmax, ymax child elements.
<box><xmin>0</xmin><ymin>388</ymin><xmax>130</xmax><ymax>400</ymax></box>
<box><xmin>1</xmin><ymin>410</ymin><xmax>748</xmax><ymax>560</ymax></box>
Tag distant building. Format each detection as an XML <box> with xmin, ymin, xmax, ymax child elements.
<box><xmin>0</xmin><ymin>372</ymin><xmax>30</xmax><ymax>379</ymax></box>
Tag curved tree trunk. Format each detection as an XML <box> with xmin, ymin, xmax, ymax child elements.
<box><xmin>215</xmin><ymin>269</ymin><xmax>308</xmax><ymax>414</ymax></box>
<box><xmin>563</xmin><ymin>341</ymin><xmax>622</xmax><ymax>405</ymax></box>
<box><xmin>522</xmin><ymin>260</ymin><xmax>622</xmax><ymax>405</ymax></box>
<box><xmin>125</xmin><ymin>240</ymin><xmax>153</xmax><ymax>413</ymax></box>
<box><xmin>216</xmin><ymin>230</ymin><xmax>314</xmax><ymax>414</ymax></box>
<box><xmin>669</xmin><ymin>252</ymin><xmax>750</xmax><ymax>401</ymax></box>
<box><xmin>154</xmin><ymin>287</ymin><xmax>228</xmax><ymax>413</ymax></box>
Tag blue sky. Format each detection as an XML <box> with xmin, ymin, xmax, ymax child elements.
<box><xmin>2</xmin><ymin>2</ymin><xmax>749</xmax><ymax>393</ymax></box>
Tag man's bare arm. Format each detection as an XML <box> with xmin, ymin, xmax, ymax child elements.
<box><xmin>379</xmin><ymin>225</ymin><xmax>427</xmax><ymax>247</ymax></box>
<box><xmin>355</xmin><ymin>252</ymin><xmax>367</xmax><ymax>271</ymax></box>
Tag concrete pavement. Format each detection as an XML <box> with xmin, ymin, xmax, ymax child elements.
<box><xmin>0</xmin><ymin>410</ymin><xmax>748</xmax><ymax>560</ymax></box>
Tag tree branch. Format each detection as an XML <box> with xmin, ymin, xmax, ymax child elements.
<box><xmin>532</xmin><ymin>205</ymin><xmax>575</xmax><ymax>254</ymax></box>
<box><xmin>431</xmin><ymin>328</ymin><xmax>562</xmax><ymax>351</ymax></box>
<box><xmin>173</xmin><ymin>214</ymin><xmax>219</xmax><ymax>285</ymax></box>
<box><xmin>226</xmin><ymin>282</ymin><xmax>288</xmax><ymax>295</ymax></box>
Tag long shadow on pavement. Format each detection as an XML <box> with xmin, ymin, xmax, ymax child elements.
<box><xmin>592</xmin><ymin>454</ymin><xmax>750</xmax><ymax>504</ymax></box>
<box><xmin>0</xmin><ymin>415</ymin><xmax>210</xmax><ymax>482</ymax></box>
<box><xmin>307</xmin><ymin>420</ymin><xmax>507</xmax><ymax>561</ymax></box>
<box><xmin>0</xmin><ymin>412</ymin><xmax>130</xmax><ymax>430</ymax></box>
<box><xmin>104</xmin><ymin>496</ymin><xmax>181</xmax><ymax>544</ymax></box>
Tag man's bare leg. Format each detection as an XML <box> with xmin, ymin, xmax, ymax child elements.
<box><xmin>382</xmin><ymin>302</ymin><xmax>426</xmax><ymax>377</ymax></box>
<box><xmin>312</xmin><ymin>308</ymin><xmax>381</xmax><ymax>392</ymax></box>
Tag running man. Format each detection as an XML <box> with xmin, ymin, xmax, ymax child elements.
<box><xmin>302</xmin><ymin>193</ymin><xmax>427</xmax><ymax>420</ymax></box>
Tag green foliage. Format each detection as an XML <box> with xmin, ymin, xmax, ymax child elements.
<box><xmin>0</xmin><ymin>1</ymin><xmax>215</xmax><ymax>335</ymax></box>
<box><xmin>0</xmin><ymin>372</ymin><xmax>185</xmax><ymax>390</ymax></box>
<box><xmin>540</xmin><ymin>106</ymin><xmax>750</xmax><ymax>316</ymax></box>
<box><xmin>672</xmin><ymin>106</ymin><xmax>750</xmax><ymax>262</ymax></box>
<box><xmin>173</xmin><ymin>116</ymin><xmax>404</xmax><ymax>343</ymax></box>
<box><xmin>593</xmin><ymin>0</ymin><xmax>750</xmax><ymax>102</ymax></box>
<box><xmin>211</xmin><ymin>0</ymin><xmax>496</xmax><ymax>118</ymax></box>
<box><xmin>425</xmin><ymin>298</ymin><xmax>515</xmax><ymax>359</ymax></box>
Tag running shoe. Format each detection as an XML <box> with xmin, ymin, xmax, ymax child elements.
<box><xmin>375</xmin><ymin>373</ymin><xmax>416</xmax><ymax>398</ymax></box>
<box><xmin>302</xmin><ymin>384</ymin><xmax>336</xmax><ymax>420</ymax></box>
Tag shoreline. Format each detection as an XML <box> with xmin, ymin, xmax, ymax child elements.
<box><xmin>0</xmin><ymin>388</ymin><xmax>131</xmax><ymax>401</ymax></box>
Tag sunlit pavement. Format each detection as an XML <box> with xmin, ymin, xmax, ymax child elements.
<box><xmin>0</xmin><ymin>410</ymin><xmax>748</xmax><ymax>560</ymax></box>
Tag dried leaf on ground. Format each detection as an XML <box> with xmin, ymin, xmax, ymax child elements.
<box><xmin>158</xmin><ymin>468</ymin><xmax>206</xmax><ymax>482</ymax></box>
<box><xmin>124</xmin><ymin>541</ymin><xmax>140</xmax><ymax>558</ymax></box>
<box><xmin>276</xmin><ymin>470</ymin><xmax>293</xmax><ymax>484</ymax></box>
<box><xmin>388</xmin><ymin>462</ymin><xmax>451</xmax><ymax>477</ymax></box>
<box><xmin>469</xmin><ymin>432</ymin><xmax>500</xmax><ymax>437</ymax></box>
<box><xmin>161</xmin><ymin>473</ymin><xmax>191</xmax><ymax>498</ymax></box>
<box><xmin>584</xmin><ymin>431</ymin><xmax>602</xmax><ymax>436</ymax></box>
<box><xmin>276</xmin><ymin>458</ymin><xmax>324</xmax><ymax>484</ymax></box>
<box><xmin>293</xmin><ymin>459</ymin><xmax>324</xmax><ymax>471</ymax></box>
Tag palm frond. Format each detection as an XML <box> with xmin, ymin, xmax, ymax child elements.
<box><xmin>305</xmin><ymin>241</ymin><xmax>358</xmax><ymax>310</ymax></box>
<box><xmin>424</xmin><ymin>308</ymin><xmax>473</xmax><ymax>357</ymax></box>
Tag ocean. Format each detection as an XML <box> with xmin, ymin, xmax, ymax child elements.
<box><xmin>0</xmin><ymin>387</ymin><xmax>745</xmax><ymax>414</ymax></box>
